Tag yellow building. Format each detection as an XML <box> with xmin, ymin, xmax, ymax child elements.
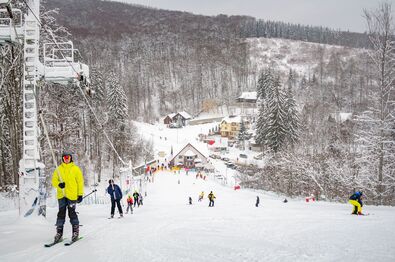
<box><xmin>220</xmin><ymin>116</ymin><xmax>242</xmax><ymax>139</ymax></box>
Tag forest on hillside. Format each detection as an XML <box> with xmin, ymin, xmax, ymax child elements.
<box><xmin>0</xmin><ymin>0</ymin><xmax>394</xmax><ymax>205</ymax></box>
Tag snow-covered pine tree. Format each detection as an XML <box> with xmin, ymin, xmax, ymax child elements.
<box><xmin>91</xmin><ymin>67</ymin><xmax>106</xmax><ymax>106</ymax></box>
<box><xmin>255</xmin><ymin>69</ymin><xmax>275</xmax><ymax>147</ymax></box>
<box><xmin>284</xmin><ymin>70</ymin><xmax>300</xmax><ymax>147</ymax></box>
<box><xmin>257</xmin><ymin>68</ymin><xmax>274</xmax><ymax>100</ymax></box>
<box><xmin>106</xmin><ymin>71</ymin><xmax>130</xmax><ymax>174</ymax></box>
<box><xmin>107</xmin><ymin>71</ymin><xmax>128</xmax><ymax>125</ymax></box>
<box><xmin>263</xmin><ymin>76</ymin><xmax>288</xmax><ymax>153</ymax></box>
<box><xmin>255</xmin><ymin>101</ymin><xmax>266</xmax><ymax>147</ymax></box>
<box><xmin>238</xmin><ymin>121</ymin><xmax>248</xmax><ymax>150</ymax></box>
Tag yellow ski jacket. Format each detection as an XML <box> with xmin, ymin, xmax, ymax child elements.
<box><xmin>52</xmin><ymin>162</ymin><xmax>84</xmax><ymax>200</ymax></box>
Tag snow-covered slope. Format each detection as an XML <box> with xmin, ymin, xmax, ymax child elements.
<box><xmin>0</xmin><ymin>169</ymin><xmax>394</xmax><ymax>262</ymax></box>
<box><xmin>248</xmin><ymin>37</ymin><xmax>363</xmax><ymax>77</ymax></box>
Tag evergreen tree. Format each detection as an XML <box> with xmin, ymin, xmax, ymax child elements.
<box><xmin>255</xmin><ymin>101</ymin><xmax>267</xmax><ymax>146</ymax></box>
<box><xmin>255</xmin><ymin>69</ymin><xmax>275</xmax><ymax>147</ymax></box>
<box><xmin>106</xmin><ymin>71</ymin><xmax>130</xmax><ymax>174</ymax></box>
<box><xmin>285</xmin><ymin>70</ymin><xmax>300</xmax><ymax>147</ymax></box>
<box><xmin>238</xmin><ymin>121</ymin><xmax>248</xmax><ymax>150</ymax></box>
<box><xmin>257</xmin><ymin>68</ymin><xmax>274</xmax><ymax>100</ymax></box>
<box><xmin>262</xmin><ymin>76</ymin><xmax>288</xmax><ymax>153</ymax></box>
<box><xmin>107</xmin><ymin>71</ymin><xmax>128</xmax><ymax>126</ymax></box>
<box><xmin>91</xmin><ymin>67</ymin><xmax>106</xmax><ymax>105</ymax></box>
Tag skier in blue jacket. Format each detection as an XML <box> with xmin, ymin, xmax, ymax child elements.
<box><xmin>107</xmin><ymin>179</ymin><xmax>123</xmax><ymax>218</ymax></box>
<box><xmin>349</xmin><ymin>191</ymin><xmax>363</xmax><ymax>215</ymax></box>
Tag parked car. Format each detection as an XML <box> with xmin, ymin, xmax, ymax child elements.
<box><xmin>221</xmin><ymin>157</ymin><xmax>230</xmax><ymax>162</ymax></box>
<box><xmin>225</xmin><ymin>162</ymin><xmax>235</xmax><ymax>168</ymax></box>
<box><xmin>239</xmin><ymin>154</ymin><xmax>248</xmax><ymax>159</ymax></box>
<box><xmin>253</xmin><ymin>153</ymin><xmax>263</xmax><ymax>160</ymax></box>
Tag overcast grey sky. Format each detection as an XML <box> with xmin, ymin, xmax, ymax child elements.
<box><xmin>111</xmin><ymin>0</ymin><xmax>395</xmax><ymax>33</ymax></box>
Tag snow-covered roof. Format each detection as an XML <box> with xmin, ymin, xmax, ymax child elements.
<box><xmin>178</xmin><ymin>111</ymin><xmax>192</xmax><ymax>119</ymax></box>
<box><xmin>221</xmin><ymin>116</ymin><xmax>242</xmax><ymax>124</ymax></box>
<box><xmin>170</xmin><ymin>142</ymin><xmax>208</xmax><ymax>163</ymax></box>
<box><xmin>166</xmin><ymin>113</ymin><xmax>176</xmax><ymax>119</ymax></box>
<box><xmin>238</xmin><ymin>92</ymin><xmax>257</xmax><ymax>100</ymax></box>
<box><xmin>184</xmin><ymin>150</ymin><xmax>196</xmax><ymax>157</ymax></box>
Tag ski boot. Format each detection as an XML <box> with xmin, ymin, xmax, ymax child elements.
<box><xmin>54</xmin><ymin>226</ymin><xmax>63</xmax><ymax>243</ymax></box>
<box><xmin>72</xmin><ymin>225</ymin><xmax>79</xmax><ymax>242</ymax></box>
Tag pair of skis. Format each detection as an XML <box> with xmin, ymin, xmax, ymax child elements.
<box><xmin>44</xmin><ymin>237</ymin><xmax>83</xmax><ymax>247</ymax></box>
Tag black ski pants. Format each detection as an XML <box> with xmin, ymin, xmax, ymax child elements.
<box><xmin>56</xmin><ymin>197</ymin><xmax>79</xmax><ymax>226</ymax></box>
<box><xmin>209</xmin><ymin>199</ymin><xmax>214</xmax><ymax>207</ymax></box>
<box><xmin>111</xmin><ymin>199</ymin><xmax>123</xmax><ymax>216</ymax></box>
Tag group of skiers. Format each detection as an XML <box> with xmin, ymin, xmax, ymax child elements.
<box><xmin>107</xmin><ymin>180</ymin><xmax>144</xmax><ymax>218</ymax></box>
<box><xmin>191</xmin><ymin>191</ymin><xmax>216</xmax><ymax>207</ymax></box>
<box><xmin>49</xmin><ymin>151</ymin><xmax>366</xmax><ymax>245</ymax></box>
<box><xmin>122</xmin><ymin>190</ymin><xmax>144</xmax><ymax>215</ymax></box>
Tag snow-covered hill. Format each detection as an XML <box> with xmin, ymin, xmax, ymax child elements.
<box><xmin>0</xmin><ymin>170</ymin><xmax>394</xmax><ymax>262</ymax></box>
<box><xmin>248</xmin><ymin>37</ymin><xmax>364</xmax><ymax>79</ymax></box>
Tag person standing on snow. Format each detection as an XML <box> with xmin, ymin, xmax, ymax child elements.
<box><xmin>208</xmin><ymin>191</ymin><xmax>216</xmax><ymax>207</ymax></box>
<box><xmin>198</xmin><ymin>191</ymin><xmax>204</xmax><ymax>201</ymax></box>
<box><xmin>51</xmin><ymin>152</ymin><xmax>84</xmax><ymax>243</ymax></box>
<box><xmin>255</xmin><ymin>196</ymin><xmax>260</xmax><ymax>207</ymax></box>
<box><xmin>107</xmin><ymin>179</ymin><xmax>123</xmax><ymax>218</ymax></box>
<box><xmin>349</xmin><ymin>191</ymin><xmax>364</xmax><ymax>215</ymax></box>
<box><xmin>138</xmin><ymin>194</ymin><xmax>143</xmax><ymax>206</ymax></box>
<box><xmin>126</xmin><ymin>194</ymin><xmax>133</xmax><ymax>214</ymax></box>
<box><xmin>133</xmin><ymin>191</ymin><xmax>140</xmax><ymax>207</ymax></box>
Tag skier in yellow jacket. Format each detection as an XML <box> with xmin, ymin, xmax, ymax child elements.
<box><xmin>208</xmin><ymin>191</ymin><xmax>216</xmax><ymax>207</ymax></box>
<box><xmin>51</xmin><ymin>152</ymin><xmax>84</xmax><ymax>243</ymax></box>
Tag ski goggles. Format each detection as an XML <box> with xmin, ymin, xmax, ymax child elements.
<box><xmin>62</xmin><ymin>155</ymin><xmax>71</xmax><ymax>162</ymax></box>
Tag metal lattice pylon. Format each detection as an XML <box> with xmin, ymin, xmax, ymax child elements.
<box><xmin>18</xmin><ymin>0</ymin><xmax>46</xmax><ymax>217</ymax></box>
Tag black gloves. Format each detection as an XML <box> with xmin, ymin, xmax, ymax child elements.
<box><xmin>77</xmin><ymin>195</ymin><xmax>83</xmax><ymax>203</ymax></box>
<box><xmin>58</xmin><ymin>182</ymin><xmax>65</xmax><ymax>189</ymax></box>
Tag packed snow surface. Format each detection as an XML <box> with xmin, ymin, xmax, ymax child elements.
<box><xmin>0</xmin><ymin>169</ymin><xmax>395</xmax><ymax>262</ymax></box>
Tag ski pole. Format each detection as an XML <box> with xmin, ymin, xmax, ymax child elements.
<box><xmin>82</xmin><ymin>189</ymin><xmax>97</xmax><ymax>200</ymax></box>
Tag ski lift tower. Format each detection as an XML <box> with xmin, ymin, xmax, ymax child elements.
<box><xmin>0</xmin><ymin>0</ymin><xmax>90</xmax><ymax>217</ymax></box>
